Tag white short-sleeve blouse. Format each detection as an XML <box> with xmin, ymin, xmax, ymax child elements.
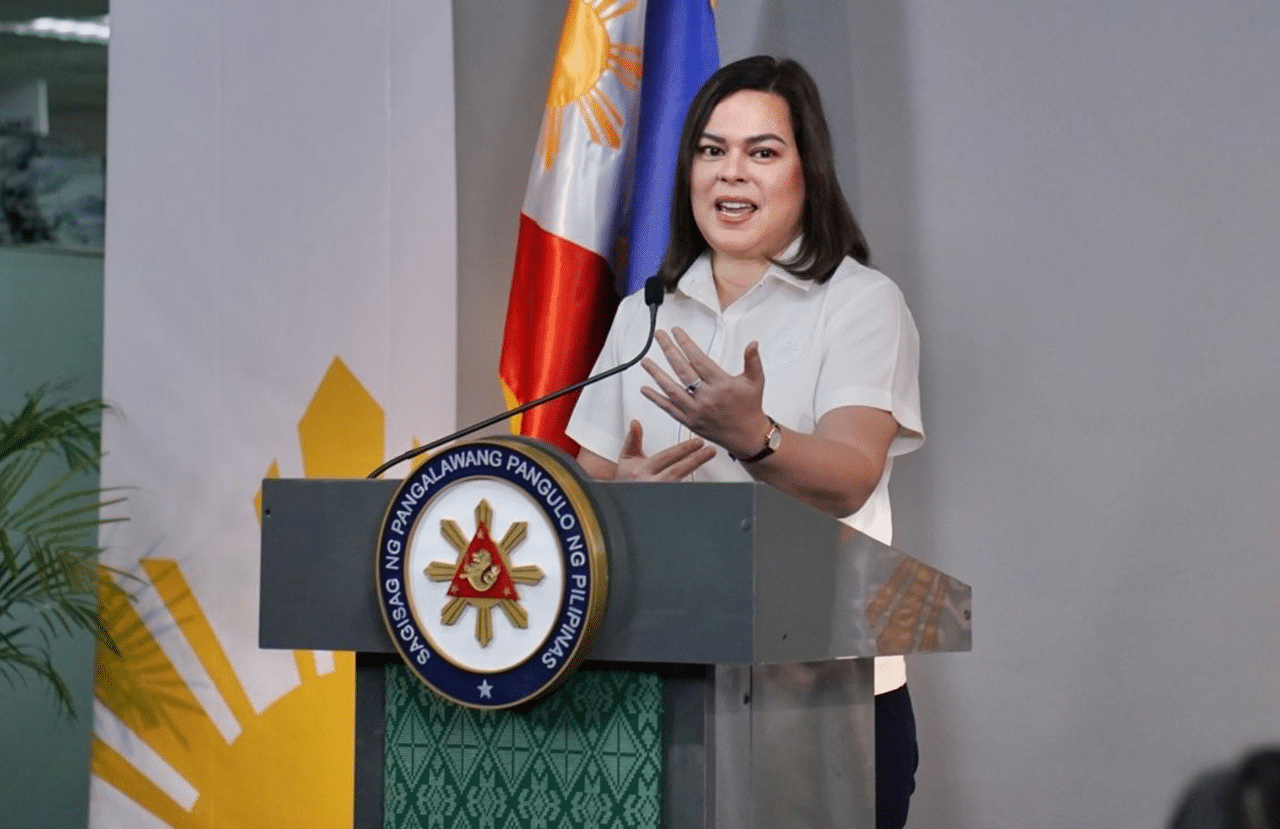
<box><xmin>566</xmin><ymin>250</ymin><xmax>924</xmax><ymax>692</ymax></box>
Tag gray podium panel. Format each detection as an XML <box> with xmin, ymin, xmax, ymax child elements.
<box><xmin>260</xmin><ymin>479</ymin><xmax>971</xmax><ymax>661</ymax></box>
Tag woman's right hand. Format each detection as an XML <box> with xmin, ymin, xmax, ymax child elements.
<box><xmin>586</xmin><ymin>419</ymin><xmax>715</xmax><ymax>482</ymax></box>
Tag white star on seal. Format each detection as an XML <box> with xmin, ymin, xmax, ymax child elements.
<box><xmin>477</xmin><ymin>680</ymin><xmax>493</xmax><ymax>699</ymax></box>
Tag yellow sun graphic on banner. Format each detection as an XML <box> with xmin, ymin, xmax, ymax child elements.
<box><xmin>541</xmin><ymin>0</ymin><xmax>643</xmax><ymax>168</ymax></box>
<box><xmin>91</xmin><ymin>357</ymin><xmax>386</xmax><ymax>827</ymax></box>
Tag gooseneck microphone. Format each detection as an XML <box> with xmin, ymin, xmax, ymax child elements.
<box><xmin>366</xmin><ymin>275</ymin><xmax>666</xmax><ymax>479</ymax></box>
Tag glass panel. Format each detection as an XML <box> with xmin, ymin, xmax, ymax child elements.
<box><xmin>0</xmin><ymin>1</ymin><xmax>107</xmax><ymax>251</ymax></box>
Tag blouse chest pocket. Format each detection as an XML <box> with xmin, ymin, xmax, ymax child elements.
<box><xmin>759</xmin><ymin>337</ymin><xmax>821</xmax><ymax>436</ymax></box>
<box><xmin>765</xmin><ymin>333</ymin><xmax>808</xmax><ymax>367</ymax></box>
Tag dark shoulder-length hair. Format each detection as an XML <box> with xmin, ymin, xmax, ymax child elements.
<box><xmin>657</xmin><ymin>55</ymin><xmax>870</xmax><ymax>291</ymax></box>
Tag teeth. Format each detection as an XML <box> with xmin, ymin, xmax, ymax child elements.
<box><xmin>717</xmin><ymin>201</ymin><xmax>755</xmax><ymax>212</ymax></box>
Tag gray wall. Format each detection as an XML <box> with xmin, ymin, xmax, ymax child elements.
<box><xmin>882</xmin><ymin>4</ymin><xmax>1280</xmax><ymax>826</ymax></box>
<box><xmin>0</xmin><ymin>248</ymin><xmax>103</xmax><ymax>828</ymax></box>
<box><xmin>455</xmin><ymin>1</ymin><xmax>1280</xmax><ymax>827</ymax></box>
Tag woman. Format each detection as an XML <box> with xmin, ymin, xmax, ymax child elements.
<box><xmin>566</xmin><ymin>55</ymin><xmax>923</xmax><ymax>829</ymax></box>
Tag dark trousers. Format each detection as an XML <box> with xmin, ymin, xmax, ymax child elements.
<box><xmin>875</xmin><ymin>684</ymin><xmax>919</xmax><ymax>829</ymax></box>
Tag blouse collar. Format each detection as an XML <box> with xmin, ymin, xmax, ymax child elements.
<box><xmin>677</xmin><ymin>237</ymin><xmax>813</xmax><ymax>309</ymax></box>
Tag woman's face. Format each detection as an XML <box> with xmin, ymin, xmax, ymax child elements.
<box><xmin>690</xmin><ymin>89</ymin><xmax>805</xmax><ymax>270</ymax></box>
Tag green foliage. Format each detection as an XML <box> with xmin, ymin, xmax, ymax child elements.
<box><xmin>0</xmin><ymin>389</ymin><xmax>127</xmax><ymax>718</ymax></box>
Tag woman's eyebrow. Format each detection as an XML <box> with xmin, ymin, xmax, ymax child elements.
<box><xmin>699</xmin><ymin>130</ymin><xmax>788</xmax><ymax>145</ymax></box>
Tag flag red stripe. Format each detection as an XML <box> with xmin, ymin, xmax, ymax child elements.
<box><xmin>499</xmin><ymin>213</ymin><xmax>619</xmax><ymax>455</ymax></box>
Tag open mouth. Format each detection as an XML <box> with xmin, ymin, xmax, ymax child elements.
<box><xmin>715</xmin><ymin>198</ymin><xmax>757</xmax><ymax>217</ymax></box>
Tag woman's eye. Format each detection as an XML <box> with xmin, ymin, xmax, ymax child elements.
<box><xmin>697</xmin><ymin>144</ymin><xmax>723</xmax><ymax>157</ymax></box>
<box><xmin>752</xmin><ymin>147</ymin><xmax>778</xmax><ymax>159</ymax></box>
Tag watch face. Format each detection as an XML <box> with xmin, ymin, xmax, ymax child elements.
<box><xmin>766</xmin><ymin>424</ymin><xmax>782</xmax><ymax>450</ymax></box>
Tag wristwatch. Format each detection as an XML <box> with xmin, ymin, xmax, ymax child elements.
<box><xmin>733</xmin><ymin>416</ymin><xmax>781</xmax><ymax>463</ymax></box>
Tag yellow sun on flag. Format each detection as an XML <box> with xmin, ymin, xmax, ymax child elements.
<box><xmin>91</xmin><ymin>357</ymin><xmax>388</xmax><ymax>827</ymax></box>
<box><xmin>92</xmin><ymin>563</ymin><xmax>356</xmax><ymax>828</ymax></box>
<box><xmin>541</xmin><ymin>0</ymin><xmax>643</xmax><ymax>168</ymax></box>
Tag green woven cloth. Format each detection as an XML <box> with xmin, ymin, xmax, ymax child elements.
<box><xmin>384</xmin><ymin>666</ymin><xmax>662</xmax><ymax>829</ymax></box>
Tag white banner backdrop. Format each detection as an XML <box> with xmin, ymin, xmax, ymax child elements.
<box><xmin>90</xmin><ymin>2</ymin><xmax>455</xmax><ymax>826</ymax></box>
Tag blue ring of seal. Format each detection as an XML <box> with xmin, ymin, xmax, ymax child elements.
<box><xmin>375</xmin><ymin>440</ymin><xmax>598</xmax><ymax>709</ymax></box>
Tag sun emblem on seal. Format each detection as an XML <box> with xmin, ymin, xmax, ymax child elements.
<box><xmin>424</xmin><ymin>499</ymin><xmax>545</xmax><ymax>646</ymax></box>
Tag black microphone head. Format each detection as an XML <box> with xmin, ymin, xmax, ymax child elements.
<box><xmin>644</xmin><ymin>275</ymin><xmax>664</xmax><ymax>307</ymax></box>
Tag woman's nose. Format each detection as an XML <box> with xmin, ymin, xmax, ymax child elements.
<box><xmin>718</xmin><ymin>150</ymin><xmax>747</xmax><ymax>181</ymax></box>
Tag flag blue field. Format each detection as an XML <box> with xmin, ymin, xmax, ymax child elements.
<box><xmin>622</xmin><ymin>0</ymin><xmax>720</xmax><ymax>296</ymax></box>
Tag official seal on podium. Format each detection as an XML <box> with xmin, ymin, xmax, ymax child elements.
<box><xmin>375</xmin><ymin>436</ymin><xmax>609</xmax><ymax>709</ymax></box>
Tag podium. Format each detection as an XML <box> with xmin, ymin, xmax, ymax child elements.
<box><xmin>260</xmin><ymin>476</ymin><xmax>971</xmax><ymax>828</ymax></box>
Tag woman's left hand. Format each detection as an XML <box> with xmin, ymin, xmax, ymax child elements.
<box><xmin>640</xmin><ymin>327</ymin><xmax>772</xmax><ymax>458</ymax></box>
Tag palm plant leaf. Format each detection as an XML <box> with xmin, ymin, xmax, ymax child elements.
<box><xmin>0</xmin><ymin>388</ymin><xmax>128</xmax><ymax>718</ymax></box>
<box><xmin>0</xmin><ymin>553</ymin><xmax>120</xmax><ymax>646</ymax></box>
<box><xmin>2</xmin><ymin>471</ymin><xmax>126</xmax><ymax>573</ymax></box>
<box><xmin>0</xmin><ymin>394</ymin><xmax>105</xmax><ymax>471</ymax></box>
<box><xmin>0</xmin><ymin>630</ymin><xmax>76</xmax><ymax>714</ymax></box>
